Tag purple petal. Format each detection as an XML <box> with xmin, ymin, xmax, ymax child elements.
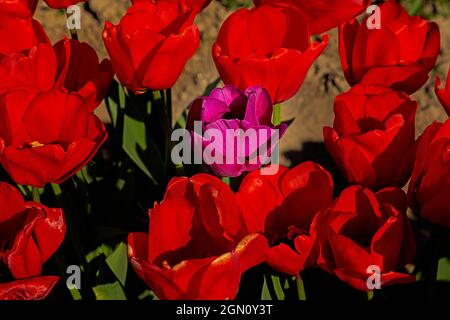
<box><xmin>244</xmin><ymin>86</ymin><xmax>273</xmax><ymax>126</ymax></box>
<box><xmin>210</xmin><ymin>85</ymin><xmax>247</xmax><ymax>119</ymax></box>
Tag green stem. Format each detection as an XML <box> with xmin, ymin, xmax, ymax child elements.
<box><xmin>296</xmin><ymin>277</ymin><xmax>306</xmax><ymax>301</ymax></box>
<box><xmin>166</xmin><ymin>88</ymin><xmax>172</xmax><ymax>129</ymax></box>
<box><xmin>175</xmin><ymin>163</ymin><xmax>185</xmax><ymax>177</ymax></box>
<box><xmin>31</xmin><ymin>187</ymin><xmax>40</xmax><ymax>203</ymax></box>
<box><xmin>272</xmin><ymin>103</ymin><xmax>281</xmax><ymax>126</ymax></box>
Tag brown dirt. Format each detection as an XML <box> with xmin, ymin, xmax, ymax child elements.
<box><xmin>35</xmin><ymin>0</ymin><xmax>450</xmax><ymax>166</ymax></box>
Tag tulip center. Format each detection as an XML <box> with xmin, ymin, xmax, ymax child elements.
<box><xmin>357</xmin><ymin>118</ymin><xmax>385</xmax><ymax>134</ymax></box>
<box><xmin>286</xmin><ymin>225</ymin><xmax>310</xmax><ymax>241</ymax></box>
<box><xmin>28</xmin><ymin>141</ymin><xmax>45</xmax><ymax>148</ymax></box>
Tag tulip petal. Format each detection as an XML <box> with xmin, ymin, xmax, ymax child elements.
<box><xmin>0</xmin><ymin>276</ymin><xmax>59</xmax><ymax>300</ymax></box>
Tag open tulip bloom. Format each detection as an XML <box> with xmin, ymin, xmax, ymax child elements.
<box><xmin>0</xmin><ymin>0</ymin><xmax>449</xmax><ymax>305</ymax></box>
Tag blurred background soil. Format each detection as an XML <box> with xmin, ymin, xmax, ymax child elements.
<box><xmin>35</xmin><ymin>0</ymin><xmax>450</xmax><ymax>166</ymax></box>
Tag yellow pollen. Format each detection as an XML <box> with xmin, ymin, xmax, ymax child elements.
<box><xmin>29</xmin><ymin>141</ymin><xmax>44</xmax><ymax>148</ymax></box>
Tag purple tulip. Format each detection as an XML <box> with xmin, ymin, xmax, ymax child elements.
<box><xmin>186</xmin><ymin>85</ymin><xmax>288</xmax><ymax>177</ymax></box>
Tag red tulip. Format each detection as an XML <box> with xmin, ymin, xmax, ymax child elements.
<box><xmin>128</xmin><ymin>174</ymin><xmax>268</xmax><ymax>300</ymax></box>
<box><xmin>0</xmin><ymin>40</ymin><xmax>113</xmax><ymax>111</ymax></box>
<box><xmin>0</xmin><ymin>89</ymin><xmax>107</xmax><ymax>187</ymax></box>
<box><xmin>44</xmin><ymin>0</ymin><xmax>86</xmax><ymax>9</ymax></box>
<box><xmin>324</xmin><ymin>85</ymin><xmax>417</xmax><ymax>190</ymax></box>
<box><xmin>0</xmin><ymin>0</ymin><xmax>37</xmax><ymax>18</ymax></box>
<box><xmin>0</xmin><ymin>182</ymin><xmax>65</xmax><ymax>300</ymax></box>
<box><xmin>408</xmin><ymin>119</ymin><xmax>450</xmax><ymax>229</ymax></box>
<box><xmin>236</xmin><ymin>162</ymin><xmax>334</xmax><ymax>275</ymax></box>
<box><xmin>339</xmin><ymin>0</ymin><xmax>440</xmax><ymax>94</ymax></box>
<box><xmin>435</xmin><ymin>68</ymin><xmax>450</xmax><ymax>117</ymax></box>
<box><xmin>212</xmin><ymin>3</ymin><xmax>328</xmax><ymax>104</ymax></box>
<box><xmin>254</xmin><ymin>0</ymin><xmax>370</xmax><ymax>34</ymax></box>
<box><xmin>0</xmin><ymin>276</ymin><xmax>60</xmax><ymax>300</ymax></box>
<box><xmin>0</xmin><ymin>15</ymin><xmax>49</xmax><ymax>59</ymax></box>
<box><xmin>314</xmin><ymin>186</ymin><xmax>416</xmax><ymax>291</ymax></box>
<box><xmin>103</xmin><ymin>0</ymin><xmax>206</xmax><ymax>92</ymax></box>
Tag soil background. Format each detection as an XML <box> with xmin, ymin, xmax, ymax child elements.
<box><xmin>35</xmin><ymin>0</ymin><xmax>450</xmax><ymax>166</ymax></box>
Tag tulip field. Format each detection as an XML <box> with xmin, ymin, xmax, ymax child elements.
<box><xmin>0</xmin><ymin>0</ymin><xmax>449</xmax><ymax>307</ymax></box>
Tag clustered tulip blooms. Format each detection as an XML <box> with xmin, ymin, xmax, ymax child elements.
<box><xmin>0</xmin><ymin>0</ymin><xmax>448</xmax><ymax>303</ymax></box>
<box><xmin>128</xmin><ymin>174</ymin><xmax>268</xmax><ymax>300</ymax></box>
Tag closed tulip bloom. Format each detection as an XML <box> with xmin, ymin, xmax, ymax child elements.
<box><xmin>254</xmin><ymin>0</ymin><xmax>370</xmax><ymax>35</ymax></box>
<box><xmin>408</xmin><ymin>119</ymin><xmax>450</xmax><ymax>229</ymax></box>
<box><xmin>186</xmin><ymin>85</ymin><xmax>287</xmax><ymax>177</ymax></box>
<box><xmin>0</xmin><ymin>182</ymin><xmax>65</xmax><ymax>300</ymax></box>
<box><xmin>314</xmin><ymin>186</ymin><xmax>416</xmax><ymax>291</ymax></box>
<box><xmin>0</xmin><ymin>89</ymin><xmax>107</xmax><ymax>187</ymax></box>
<box><xmin>103</xmin><ymin>0</ymin><xmax>208</xmax><ymax>92</ymax></box>
<box><xmin>324</xmin><ymin>85</ymin><xmax>417</xmax><ymax>190</ymax></box>
<box><xmin>128</xmin><ymin>174</ymin><xmax>268</xmax><ymax>300</ymax></box>
<box><xmin>212</xmin><ymin>3</ymin><xmax>328</xmax><ymax>104</ymax></box>
<box><xmin>0</xmin><ymin>40</ymin><xmax>114</xmax><ymax>111</ymax></box>
<box><xmin>236</xmin><ymin>162</ymin><xmax>334</xmax><ymax>275</ymax></box>
<box><xmin>435</xmin><ymin>68</ymin><xmax>450</xmax><ymax>117</ymax></box>
<box><xmin>339</xmin><ymin>0</ymin><xmax>440</xmax><ymax>94</ymax></box>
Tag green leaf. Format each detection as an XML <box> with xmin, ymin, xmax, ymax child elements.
<box><xmin>261</xmin><ymin>277</ymin><xmax>272</xmax><ymax>300</ymax></box>
<box><xmin>93</xmin><ymin>282</ymin><xmax>127</xmax><ymax>300</ymax></box>
<box><xmin>105</xmin><ymin>80</ymin><xmax>126</xmax><ymax>129</ymax></box>
<box><xmin>122</xmin><ymin>94</ymin><xmax>166</xmax><ymax>184</ymax></box>
<box><xmin>86</xmin><ymin>246</ymin><xmax>106</xmax><ymax>264</ymax></box>
<box><xmin>175</xmin><ymin>108</ymin><xmax>188</xmax><ymax>130</ymax></box>
<box><xmin>105</xmin><ymin>242</ymin><xmax>128</xmax><ymax>286</ymax></box>
<box><xmin>123</xmin><ymin>114</ymin><xmax>153</xmax><ymax>181</ymax></box>
<box><xmin>271</xmin><ymin>275</ymin><xmax>285</xmax><ymax>300</ymax></box>
<box><xmin>437</xmin><ymin>257</ymin><xmax>450</xmax><ymax>282</ymax></box>
<box><xmin>407</xmin><ymin>0</ymin><xmax>424</xmax><ymax>15</ymax></box>
<box><xmin>138</xmin><ymin>290</ymin><xmax>159</xmax><ymax>300</ymax></box>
